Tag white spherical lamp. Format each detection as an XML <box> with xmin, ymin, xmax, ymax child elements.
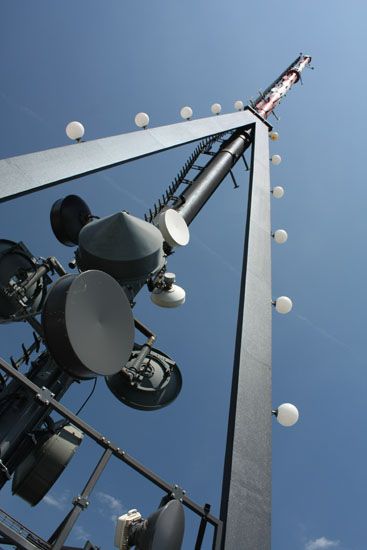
<box><xmin>269</xmin><ymin>131</ymin><xmax>279</xmax><ymax>141</ymax></box>
<box><xmin>180</xmin><ymin>106</ymin><xmax>193</xmax><ymax>120</ymax></box>
<box><xmin>275</xmin><ymin>403</ymin><xmax>299</xmax><ymax>427</ymax></box>
<box><xmin>271</xmin><ymin>154</ymin><xmax>282</xmax><ymax>165</ymax></box>
<box><xmin>134</xmin><ymin>112</ymin><xmax>150</xmax><ymax>129</ymax></box>
<box><xmin>275</xmin><ymin>296</ymin><xmax>293</xmax><ymax>314</ymax></box>
<box><xmin>234</xmin><ymin>100</ymin><xmax>244</xmax><ymax>111</ymax></box>
<box><xmin>272</xmin><ymin>186</ymin><xmax>285</xmax><ymax>199</ymax></box>
<box><xmin>65</xmin><ymin>121</ymin><xmax>85</xmax><ymax>141</ymax></box>
<box><xmin>273</xmin><ymin>229</ymin><xmax>288</xmax><ymax>244</ymax></box>
<box><xmin>211</xmin><ymin>103</ymin><xmax>222</xmax><ymax>115</ymax></box>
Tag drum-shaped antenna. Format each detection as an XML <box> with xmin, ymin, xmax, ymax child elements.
<box><xmin>42</xmin><ymin>270</ymin><xmax>135</xmax><ymax>379</ymax></box>
<box><xmin>50</xmin><ymin>194</ymin><xmax>92</xmax><ymax>246</ymax></box>
<box><xmin>130</xmin><ymin>500</ymin><xmax>185</xmax><ymax>550</ymax></box>
<box><xmin>76</xmin><ymin>211</ymin><xmax>164</xmax><ymax>284</ymax></box>
<box><xmin>0</xmin><ymin>240</ymin><xmax>45</xmax><ymax>322</ymax></box>
<box><xmin>105</xmin><ymin>346</ymin><xmax>182</xmax><ymax>411</ymax></box>
<box><xmin>12</xmin><ymin>424</ymin><xmax>83</xmax><ymax>506</ymax></box>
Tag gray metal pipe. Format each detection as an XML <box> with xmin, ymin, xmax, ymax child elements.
<box><xmin>175</xmin><ymin>131</ymin><xmax>252</xmax><ymax>225</ymax></box>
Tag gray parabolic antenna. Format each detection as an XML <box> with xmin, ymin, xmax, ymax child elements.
<box><xmin>12</xmin><ymin>425</ymin><xmax>83</xmax><ymax>506</ymax></box>
<box><xmin>76</xmin><ymin>211</ymin><xmax>164</xmax><ymax>283</ymax></box>
<box><xmin>105</xmin><ymin>345</ymin><xmax>182</xmax><ymax>411</ymax></box>
<box><xmin>42</xmin><ymin>270</ymin><xmax>135</xmax><ymax>379</ymax></box>
<box><xmin>50</xmin><ymin>194</ymin><xmax>92</xmax><ymax>246</ymax></box>
<box><xmin>131</xmin><ymin>499</ymin><xmax>185</xmax><ymax>550</ymax></box>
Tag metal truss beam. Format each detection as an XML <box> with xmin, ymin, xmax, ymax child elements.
<box><xmin>0</xmin><ymin>521</ymin><xmax>39</xmax><ymax>550</ymax></box>
<box><xmin>0</xmin><ymin>108</ymin><xmax>269</xmax><ymax>203</ymax></box>
<box><xmin>220</xmin><ymin>119</ymin><xmax>272</xmax><ymax>549</ymax></box>
<box><xmin>0</xmin><ymin>356</ymin><xmax>223</xmax><ymax>548</ymax></box>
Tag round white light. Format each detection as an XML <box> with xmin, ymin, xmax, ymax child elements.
<box><xmin>211</xmin><ymin>103</ymin><xmax>222</xmax><ymax>115</ymax></box>
<box><xmin>272</xmin><ymin>186</ymin><xmax>284</xmax><ymax>199</ymax></box>
<box><xmin>134</xmin><ymin>112</ymin><xmax>150</xmax><ymax>128</ymax></box>
<box><xmin>275</xmin><ymin>296</ymin><xmax>293</xmax><ymax>314</ymax></box>
<box><xmin>271</xmin><ymin>154</ymin><xmax>282</xmax><ymax>165</ymax></box>
<box><xmin>275</xmin><ymin>403</ymin><xmax>299</xmax><ymax>427</ymax></box>
<box><xmin>180</xmin><ymin>106</ymin><xmax>193</xmax><ymax>120</ymax></box>
<box><xmin>151</xmin><ymin>284</ymin><xmax>186</xmax><ymax>308</ymax></box>
<box><xmin>234</xmin><ymin>100</ymin><xmax>244</xmax><ymax>111</ymax></box>
<box><xmin>273</xmin><ymin>229</ymin><xmax>288</xmax><ymax>244</ymax></box>
<box><xmin>65</xmin><ymin>121</ymin><xmax>85</xmax><ymax>141</ymax></box>
<box><xmin>269</xmin><ymin>131</ymin><xmax>279</xmax><ymax>141</ymax></box>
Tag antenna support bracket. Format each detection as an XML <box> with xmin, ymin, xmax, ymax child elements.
<box><xmin>72</xmin><ymin>495</ymin><xmax>90</xmax><ymax>510</ymax></box>
<box><xmin>35</xmin><ymin>385</ymin><xmax>55</xmax><ymax>405</ymax></box>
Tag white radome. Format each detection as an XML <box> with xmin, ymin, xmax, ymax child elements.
<box><xmin>275</xmin><ymin>296</ymin><xmax>293</xmax><ymax>314</ymax></box>
<box><xmin>151</xmin><ymin>284</ymin><xmax>186</xmax><ymax>308</ymax></box>
<box><xmin>134</xmin><ymin>112</ymin><xmax>150</xmax><ymax>128</ymax></box>
<box><xmin>65</xmin><ymin>121</ymin><xmax>85</xmax><ymax>141</ymax></box>
<box><xmin>273</xmin><ymin>229</ymin><xmax>288</xmax><ymax>244</ymax></box>
<box><xmin>180</xmin><ymin>106</ymin><xmax>193</xmax><ymax>120</ymax></box>
<box><xmin>276</xmin><ymin>403</ymin><xmax>299</xmax><ymax>427</ymax></box>
<box><xmin>211</xmin><ymin>103</ymin><xmax>222</xmax><ymax>115</ymax></box>
<box><xmin>158</xmin><ymin>209</ymin><xmax>190</xmax><ymax>248</ymax></box>
<box><xmin>271</xmin><ymin>154</ymin><xmax>282</xmax><ymax>165</ymax></box>
<box><xmin>269</xmin><ymin>131</ymin><xmax>279</xmax><ymax>141</ymax></box>
<box><xmin>272</xmin><ymin>186</ymin><xmax>285</xmax><ymax>199</ymax></box>
<box><xmin>234</xmin><ymin>100</ymin><xmax>244</xmax><ymax>111</ymax></box>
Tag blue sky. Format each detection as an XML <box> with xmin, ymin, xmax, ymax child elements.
<box><xmin>1</xmin><ymin>1</ymin><xmax>367</xmax><ymax>549</ymax></box>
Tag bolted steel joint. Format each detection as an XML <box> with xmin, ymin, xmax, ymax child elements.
<box><xmin>35</xmin><ymin>386</ymin><xmax>55</xmax><ymax>405</ymax></box>
<box><xmin>72</xmin><ymin>495</ymin><xmax>90</xmax><ymax>510</ymax></box>
<box><xmin>170</xmin><ymin>484</ymin><xmax>186</xmax><ymax>502</ymax></box>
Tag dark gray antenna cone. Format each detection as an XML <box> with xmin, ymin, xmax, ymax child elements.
<box><xmin>42</xmin><ymin>270</ymin><xmax>135</xmax><ymax>379</ymax></box>
<box><xmin>105</xmin><ymin>346</ymin><xmax>182</xmax><ymax>410</ymax></box>
<box><xmin>76</xmin><ymin>211</ymin><xmax>164</xmax><ymax>283</ymax></box>
<box><xmin>130</xmin><ymin>500</ymin><xmax>185</xmax><ymax>550</ymax></box>
<box><xmin>50</xmin><ymin>194</ymin><xmax>92</xmax><ymax>246</ymax></box>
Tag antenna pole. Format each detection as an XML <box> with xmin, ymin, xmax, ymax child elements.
<box><xmin>0</xmin><ymin>53</ymin><xmax>312</xmax><ymax>550</ymax></box>
<box><xmin>219</xmin><ymin>54</ymin><xmax>311</xmax><ymax>550</ymax></box>
<box><xmin>253</xmin><ymin>54</ymin><xmax>312</xmax><ymax>119</ymax></box>
<box><xmin>168</xmin><ymin>55</ymin><xmax>312</xmax><ymax>227</ymax></box>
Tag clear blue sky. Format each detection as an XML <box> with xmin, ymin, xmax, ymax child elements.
<box><xmin>1</xmin><ymin>2</ymin><xmax>366</xmax><ymax>549</ymax></box>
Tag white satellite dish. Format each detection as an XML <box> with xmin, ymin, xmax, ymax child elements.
<box><xmin>151</xmin><ymin>273</ymin><xmax>186</xmax><ymax>308</ymax></box>
<box><xmin>157</xmin><ymin>209</ymin><xmax>190</xmax><ymax>248</ymax></box>
<box><xmin>151</xmin><ymin>285</ymin><xmax>186</xmax><ymax>308</ymax></box>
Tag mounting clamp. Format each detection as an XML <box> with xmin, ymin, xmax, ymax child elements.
<box><xmin>170</xmin><ymin>484</ymin><xmax>186</xmax><ymax>502</ymax></box>
<box><xmin>72</xmin><ymin>495</ymin><xmax>90</xmax><ymax>510</ymax></box>
<box><xmin>35</xmin><ymin>386</ymin><xmax>55</xmax><ymax>405</ymax></box>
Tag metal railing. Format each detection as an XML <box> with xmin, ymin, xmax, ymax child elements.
<box><xmin>0</xmin><ymin>355</ymin><xmax>223</xmax><ymax>550</ymax></box>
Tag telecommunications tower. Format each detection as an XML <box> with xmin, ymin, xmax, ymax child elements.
<box><xmin>0</xmin><ymin>54</ymin><xmax>312</xmax><ymax>550</ymax></box>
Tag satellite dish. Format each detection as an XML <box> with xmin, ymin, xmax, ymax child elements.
<box><xmin>76</xmin><ymin>212</ymin><xmax>164</xmax><ymax>284</ymax></box>
<box><xmin>105</xmin><ymin>345</ymin><xmax>182</xmax><ymax>411</ymax></box>
<box><xmin>12</xmin><ymin>424</ymin><xmax>83</xmax><ymax>506</ymax></box>
<box><xmin>157</xmin><ymin>209</ymin><xmax>190</xmax><ymax>248</ymax></box>
<box><xmin>131</xmin><ymin>500</ymin><xmax>185</xmax><ymax>550</ymax></box>
<box><xmin>150</xmin><ymin>274</ymin><xmax>185</xmax><ymax>308</ymax></box>
<box><xmin>42</xmin><ymin>270</ymin><xmax>135</xmax><ymax>379</ymax></box>
<box><xmin>50</xmin><ymin>195</ymin><xmax>92</xmax><ymax>246</ymax></box>
<box><xmin>115</xmin><ymin>500</ymin><xmax>184</xmax><ymax>550</ymax></box>
<box><xmin>151</xmin><ymin>285</ymin><xmax>185</xmax><ymax>308</ymax></box>
<box><xmin>0</xmin><ymin>240</ymin><xmax>45</xmax><ymax>322</ymax></box>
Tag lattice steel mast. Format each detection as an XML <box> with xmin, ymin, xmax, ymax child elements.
<box><xmin>0</xmin><ymin>54</ymin><xmax>311</xmax><ymax>550</ymax></box>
